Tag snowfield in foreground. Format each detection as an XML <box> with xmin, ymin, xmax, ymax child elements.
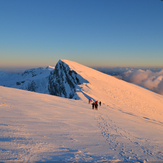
<box><xmin>1</xmin><ymin>59</ymin><xmax>163</xmax><ymax>162</ymax></box>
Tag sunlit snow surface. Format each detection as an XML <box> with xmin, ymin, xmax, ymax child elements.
<box><xmin>1</xmin><ymin>60</ymin><xmax>163</xmax><ymax>162</ymax></box>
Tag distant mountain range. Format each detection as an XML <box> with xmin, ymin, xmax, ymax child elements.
<box><xmin>0</xmin><ymin>66</ymin><xmax>54</xmax><ymax>94</ymax></box>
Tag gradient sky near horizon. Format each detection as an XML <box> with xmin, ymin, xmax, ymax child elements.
<box><xmin>1</xmin><ymin>0</ymin><xmax>163</xmax><ymax>70</ymax></box>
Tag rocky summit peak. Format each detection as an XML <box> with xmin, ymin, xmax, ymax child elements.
<box><xmin>48</xmin><ymin>60</ymin><xmax>88</xmax><ymax>99</ymax></box>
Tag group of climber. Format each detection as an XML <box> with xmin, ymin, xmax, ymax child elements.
<box><xmin>88</xmin><ymin>99</ymin><xmax>101</xmax><ymax>110</ymax></box>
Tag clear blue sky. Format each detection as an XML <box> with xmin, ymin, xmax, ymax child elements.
<box><xmin>0</xmin><ymin>0</ymin><xmax>163</xmax><ymax>70</ymax></box>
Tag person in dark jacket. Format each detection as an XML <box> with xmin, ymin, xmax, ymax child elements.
<box><xmin>92</xmin><ymin>102</ymin><xmax>95</xmax><ymax>109</ymax></box>
<box><xmin>99</xmin><ymin>101</ymin><xmax>101</xmax><ymax>106</ymax></box>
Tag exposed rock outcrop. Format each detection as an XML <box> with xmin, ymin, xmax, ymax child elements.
<box><xmin>48</xmin><ymin>60</ymin><xmax>88</xmax><ymax>99</ymax></box>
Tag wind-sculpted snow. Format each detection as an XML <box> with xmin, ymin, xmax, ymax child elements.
<box><xmin>48</xmin><ymin>60</ymin><xmax>88</xmax><ymax>99</ymax></box>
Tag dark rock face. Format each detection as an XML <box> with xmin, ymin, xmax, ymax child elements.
<box><xmin>48</xmin><ymin>60</ymin><xmax>88</xmax><ymax>99</ymax></box>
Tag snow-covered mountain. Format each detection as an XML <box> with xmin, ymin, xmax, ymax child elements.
<box><xmin>1</xmin><ymin>59</ymin><xmax>163</xmax><ymax>162</ymax></box>
<box><xmin>1</xmin><ymin>59</ymin><xmax>163</xmax><ymax>123</ymax></box>
<box><xmin>0</xmin><ymin>66</ymin><xmax>55</xmax><ymax>94</ymax></box>
<box><xmin>0</xmin><ymin>60</ymin><xmax>89</xmax><ymax>99</ymax></box>
<box><xmin>0</xmin><ymin>60</ymin><xmax>91</xmax><ymax>99</ymax></box>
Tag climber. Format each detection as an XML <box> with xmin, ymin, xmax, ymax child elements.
<box><xmin>89</xmin><ymin>99</ymin><xmax>91</xmax><ymax>104</ymax></box>
<box><xmin>92</xmin><ymin>102</ymin><xmax>95</xmax><ymax>109</ymax></box>
<box><xmin>95</xmin><ymin>101</ymin><xmax>98</xmax><ymax>110</ymax></box>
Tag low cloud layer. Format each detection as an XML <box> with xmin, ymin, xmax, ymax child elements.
<box><xmin>122</xmin><ymin>69</ymin><xmax>163</xmax><ymax>95</ymax></box>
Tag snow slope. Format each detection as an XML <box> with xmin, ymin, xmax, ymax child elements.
<box><xmin>62</xmin><ymin>59</ymin><xmax>163</xmax><ymax>124</ymax></box>
<box><xmin>1</xmin><ymin>59</ymin><xmax>163</xmax><ymax>162</ymax></box>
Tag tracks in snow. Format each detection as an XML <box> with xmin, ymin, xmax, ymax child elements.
<box><xmin>94</xmin><ymin>106</ymin><xmax>163</xmax><ymax>161</ymax></box>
